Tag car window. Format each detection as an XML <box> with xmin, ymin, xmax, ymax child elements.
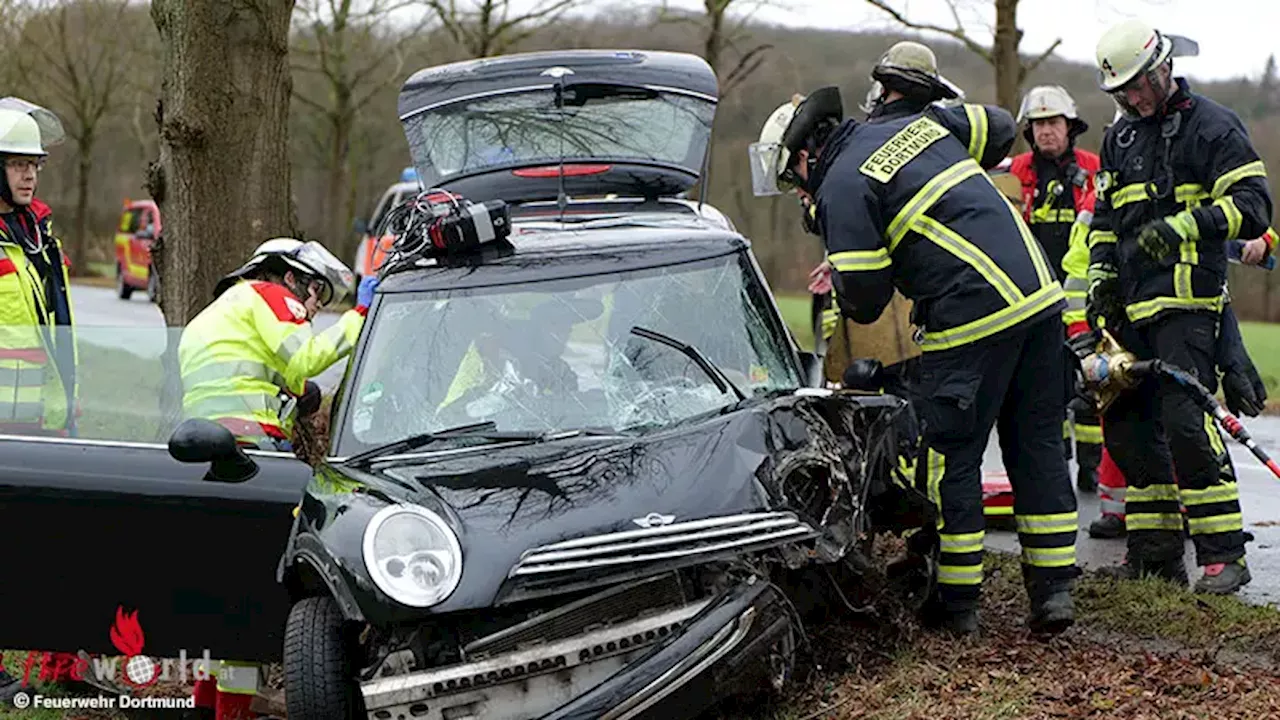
<box><xmin>335</xmin><ymin>252</ymin><xmax>802</xmax><ymax>454</ymax></box>
<box><xmin>404</xmin><ymin>86</ymin><xmax>715</xmax><ymax>185</ymax></box>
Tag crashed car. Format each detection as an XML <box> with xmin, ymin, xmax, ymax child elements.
<box><xmin>245</xmin><ymin>50</ymin><xmax>932</xmax><ymax>720</ymax></box>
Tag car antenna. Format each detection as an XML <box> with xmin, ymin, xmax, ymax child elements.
<box><xmin>697</xmin><ymin>114</ymin><xmax>715</xmax><ymax>216</ymax></box>
<box><xmin>541</xmin><ymin>66</ymin><xmax>575</xmax><ymax>224</ymax></box>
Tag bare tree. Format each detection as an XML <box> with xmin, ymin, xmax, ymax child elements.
<box><xmin>865</xmin><ymin>0</ymin><xmax>1060</xmax><ymax>113</ymax></box>
<box><xmin>422</xmin><ymin>0</ymin><xmax>582</xmax><ymax>59</ymax></box>
<box><xmin>11</xmin><ymin>0</ymin><xmax>139</xmax><ymax>272</ymax></box>
<box><xmin>654</xmin><ymin>0</ymin><xmax>775</xmax><ymax>96</ymax></box>
<box><xmin>148</xmin><ymin>0</ymin><xmax>297</xmax><ymax>325</ymax></box>
<box><xmin>291</xmin><ymin>0</ymin><xmax>424</xmax><ymax>256</ymax></box>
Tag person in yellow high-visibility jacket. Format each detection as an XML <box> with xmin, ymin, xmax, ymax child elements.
<box><xmin>0</xmin><ymin>104</ymin><xmax>78</xmax><ymax>438</ymax></box>
<box><xmin>179</xmin><ymin>237</ymin><xmax>377</xmax><ymax>451</ymax></box>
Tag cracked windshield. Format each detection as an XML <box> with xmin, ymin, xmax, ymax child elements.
<box><xmin>339</xmin><ymin>254</ymin><xmax>800</xmax><ymax>452</ymax></box>
<box><xmin>403</xmin><ymin>85</ymin><xmax>714</xmax><ymax>184</ymax></box>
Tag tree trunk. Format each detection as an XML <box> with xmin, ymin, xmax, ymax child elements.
<box><xmin>324</xmin><ymin>103</ymin><xmax>353</xmax><ymax>251</ymax></box>
<box><xmin>992</xmin><ymin>0</ymin><xmax>1022</xmax><ymax>114</ymax></box>
<box><xmin>148</xmin><ymin>0</ymin><xmax>297</xmax><ymax>326</ymax></box>
<box><xmin>72</xmin><ymin>141</ymin><xmax>91</xmax><ymax>276</ymax></box>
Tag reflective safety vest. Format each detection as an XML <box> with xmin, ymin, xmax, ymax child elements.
<box><xmin>0</xmin><ymin>200</ymin><xmax>77</xmax><ymax>434</ymax></box>
<box><xmin>178</xmin><ymin>280</ymin><xmax>365</xmax><ymax>445</ymax></box>
<box><xmin>1060</xmin><ymin>178</ymin><xmax>1099</xmax><ymax>333</ymax></box>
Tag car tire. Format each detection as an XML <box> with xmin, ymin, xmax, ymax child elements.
<box><xmin>116</xmin><ymin>264</ymin><xmax>133</xmax><ymax>300</ymax></box>
<box><xmin>284</xmin><ymin>596</ymin><xmax>366</xmax><ymax>720</ymax></box>
<box><xmin>147</xmin><ymin>268</ymin><xmax>159</xmax><ymax>304</ymax></box>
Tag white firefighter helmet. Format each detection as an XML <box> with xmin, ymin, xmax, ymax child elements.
<box><xmin>1017</xmin><ymin>85</ymin><xmax>1089</xmax><ymax>142</ymax></box>
<box><xmin>871</xmin><ymin>40</ymin><xmax>961</xmax><ymax>102</ymax></box>
<box><xmin>0</xmin><ymin>98</ymin><xmax>65</xmax><ymax>148</ymax></box>
<box><xmin>0</xmin><ymin>108</ymin><xmax>47</xmax><ymax>157</ymax></box>
<box><xmin>215</xmin><ymin>237</ymin><xmax>355</xmax><ymax>306</ymax></box>
<box><xmin>1095</xmin><ymin>19</ymin><xmax>1199</xmax><ymax>92</ymax></box>
<box><xmin>748</xmin><ymin>94</ymin><xmax>805</xmax><ymax>197</ymax></box>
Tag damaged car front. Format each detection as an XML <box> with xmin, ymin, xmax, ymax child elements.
<box><xmin>276</xmin><ymin>223</ymin><xmax>933</xmax><ymax>720</ymax></box>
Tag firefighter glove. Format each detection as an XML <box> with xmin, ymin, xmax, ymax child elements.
<box><xmin>1085</xmin><ymin>263</ymin><xmax>1121</xmax><ymax>331</ymax></box>
<box><xmin>357</xmin><ymin>275</ymin><xmax>379</xmax><ymax>308</ymax></box>
<box><xmin>1067</xmin><ymin>328</ymin><xmax>1101</xmax><ymax>363</ymax></box>
<box><xmin>1136</xmin><ymin>213</ymin><xmax>1197</xmax><ymax>262</ymax></box>
<box><xmin>1222</xmin><ymin>365</ymin><xmax>1267</xmax><ymax>417</ymax></box>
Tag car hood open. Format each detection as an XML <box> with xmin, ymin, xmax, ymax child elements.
<box><xmin>395</xmin><ymin>49</ymin><xmax>718</xmax><ymax>205</ymax></box>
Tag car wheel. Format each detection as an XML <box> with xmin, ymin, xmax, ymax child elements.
<box><xmin>115</xmin><ymin>264</ymin><xmax>133</xmax><ymax>300</ymax></box>
<box><xmin>147</xmin><ymin>268</ymin><xmax>159</xmax><ymax>304</ymax></box>
<box><xmin>284</xmin><ymin>596</ymin><xmax>366</xmax><ymax>720</ymax></box>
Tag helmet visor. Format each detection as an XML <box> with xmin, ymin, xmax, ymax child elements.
<box><xmin>295</xmin><ymin>241</ymin><xmax>354</xmax><ymax>307</ymax></box>
<box><xmin>747</xmin><ymin>140</ymin><xmax>792</xmax><ymax>196</ymax></box>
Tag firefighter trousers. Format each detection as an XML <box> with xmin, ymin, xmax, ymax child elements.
<box><xmin>916</xmin><ymin>315</ymin><xmax>1079</xmax><ymax>612</ymax></box>
<box><xmin>1105</xmin><ymin>312</ymin><xmax>1245</xmax><ymax>566</ymax></box>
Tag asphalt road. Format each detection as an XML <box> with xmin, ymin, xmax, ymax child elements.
<box><xmin>71</xmin><ymin>282</ymin><xmax>1280</xmax><ymax>606</ymax></box>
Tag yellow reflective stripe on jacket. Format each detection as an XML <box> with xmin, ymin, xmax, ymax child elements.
<box><xmin>1072</xmin><ymin>422</ymin><xmax>1102</xmax><ymax>444</ymax></box>
<box><xmin>1110</xmin><ymin>183</ymin><xmax>1210</xmax><ymax>209</ymax></box>
<box><xmin>1087</xmin><ymin>230</ymin><xmax>1117</xmax><ymax>249</ymax></box>
<box><xmin>1125</xmin><ymin>294</ymin><xmax>1224</xmax><ymax>323</ymax></box>
<box><xmin>1031</xmin><ymin>208</ymin><xmax>1076</xmax><ymax>224</ymax></box>
<box><xmin>268</xmin><ymin>310</ymin><xmax>364</xmax><ymax>393</ymax></box>
<box><xmin>993</xmin><ymin>181</ymin><xmax>1056</xmax><ymax>288</ymax></box>
<box><xmin>829</xmin><ymin>248</ymin><xmax>891</xmax><ymax>272</ymax></box>
<box><xmin>1214</xmin><ymin>196</ymin><xmax>1244</xmax><ymax>240</ymax></box>
<box><xmin>1212</xmin><ymin>160</ymin><xmax>1267</xmax><ymax>199</ymax></box>
<box><xmin>964</xmin><ymin>104</ymin><xmax>988</xmax><ymax>162</ymax></box>
<box><xmin>887</xmin><ymin>158</ymin><xmax>984</xmax><ymax>251</ymax></box>
<box><xmin>914</xmin><ymin>216</ymin><xmax>1023</xmax><ymax>305</ymax></box>
<box><xmin>919</xmin><ymin>283</ymin><xmax>1064</xmax><ymax>352</ymax></box>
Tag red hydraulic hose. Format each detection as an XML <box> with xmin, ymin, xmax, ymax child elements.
<box><xmin>1131</xmin><ymin>359</ymin><xmax>1280</xmax><ymax>480</ymax></box>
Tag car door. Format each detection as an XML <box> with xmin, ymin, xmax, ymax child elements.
<box><xmin>113</xmin><ymin>208</ymin><xmax>138</xmax><ymax>281</ymax></box>
<box><xmin>0</xmin><ymin>324</ymin><xmax>315</xmax><ymax>664</ymax></box>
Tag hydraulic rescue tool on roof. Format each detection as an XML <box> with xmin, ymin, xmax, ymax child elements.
<box><xmin>1073</xmin><ymin>330</ymin><xmax>1280</xmax><ymax>480</ymax></box>
<box><xmin>372</xmin><ymin>188</ymin><xmax>513</xmax><ymax>275</ymax></box>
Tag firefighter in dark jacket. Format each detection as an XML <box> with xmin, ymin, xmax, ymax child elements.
<box><xmin>1009</xmin><ymin>86</ymin><xmax>1103</xmax><ymax>494</ymax></box>
<box><xmin>750</xmin><ymin>72</ymin><xmax>1079</xmax><ymax>637</ymax></box>
<box><xmin>1084</xmin><ymin>19</ymin><xmax>1273</xmax><ymax>593</ymax></box>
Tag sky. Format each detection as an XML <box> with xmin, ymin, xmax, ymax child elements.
<box><xmin>640</xmin><ymin>0</ymin><xmax>1280</xmax><ymax>83</ymax></box>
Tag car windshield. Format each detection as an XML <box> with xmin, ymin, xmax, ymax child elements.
<box><xmin>402</xmin><ymin>85</ymin><xmax>714</xmax><ymax>186</ymax></box>
<box><xmin>334</xmin><ymin>253</ymin><xmax>801</xmax><ymax>455</ymax></box>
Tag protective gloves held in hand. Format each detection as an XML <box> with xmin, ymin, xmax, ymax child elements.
<box><xmin>357</xmin><ymin>275</ymin><xmax>379</xmax><ymax>308</ymax></box>
<box><xmin>1222</xmin><ymin>364</ymin><xmax>1267</xmax><ymax>417</ymax></box>
<box><xmin>1085</xmin><ymin>263</ymin><xmax>1122</xmax><ymax>332</ymax></box>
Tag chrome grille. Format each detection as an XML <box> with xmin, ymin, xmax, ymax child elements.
<box><xmin>508</xmin><ymin>511</ymin><xmax>817</xmax><ymax>577</ymax></box>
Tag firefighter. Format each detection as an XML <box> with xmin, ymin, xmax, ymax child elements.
<box><xmin>808</xmin><ymin>42</ymin><xmax>968</xmax><ymax>394</ymax></box>
<box><xmin>750</xmin><ymin>73</ymin><xmax>1079</xmax><ymax>636</ymax></box>
<box><xmin>0</xmin><ymin>103</ymin><xmax>77</xmax><ymax>439</ymax></box>
<box><xmin>1083</xmin><ymin>19</ymin><xmax>1272</xmax><ymax>593</ymax></box>
<box><xmin>1008</xmin><ymin>86</ymin><xmax>1102</xmax><ymax>494</ymax></box>
<box><xmin>178</xmin><ymin>237</ymin><xmax>377</xmax><ymax>451</ymax></box>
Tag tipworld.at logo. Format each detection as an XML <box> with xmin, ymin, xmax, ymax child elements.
<box><xmin>1</xmin><ymin>606</ymin><xmax>214</xmax><ymax>688</ymax></box>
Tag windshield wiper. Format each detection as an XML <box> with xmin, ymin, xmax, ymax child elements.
<box><xmin>628</xmin><ymin>326</ymin><xmax>748</xmax><ymax>402</ymax></box>
<box><xmin>341</xmin><ymin>421</ymin><xmax>500</xmax><ymax>469</ymax></box>
<box><xmin>342</xmin><ymin>424</ymin><xmax>623</xmax><ymax>469</ymax></box>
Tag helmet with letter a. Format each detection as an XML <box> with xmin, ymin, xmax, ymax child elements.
<box><xmin>1095</xmin><ymin>19</ymin><xmax>1198</xmax><ymax>118</ymax></box>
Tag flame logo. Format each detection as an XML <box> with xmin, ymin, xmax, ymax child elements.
<box><xmin>109</xmin><ymin>606</ymin><xmax>160</xmax><ymax>688</ymax></box>
<box><xmin>109</xmin><ymin>606</ymin><xmax>145</xmax><ymax>656</ymax></box>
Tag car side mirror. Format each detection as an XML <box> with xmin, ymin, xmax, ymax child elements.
<box><xmin>169</xmin><ymin>418</ymin><xmax>259</xmax><ymax>483</ymax></box>
<box><xmin>352</xmin><ymin>217</ymin><xmax>369</xmax><ymax>235</ymax></box>
<box><xmin>798</xmin><ymin>351</ymin><xmax>823</xmax><ymax>387</ymax></box>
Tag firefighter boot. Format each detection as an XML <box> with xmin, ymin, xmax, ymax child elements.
<box><xmin>1194</xmin><ymin>558</ymin><xmax>1252</xmax><ymax>595</ymax></box>
<box><xmin>1024</xmin><ymin>575</ymin><xmax>1075</xmax><ymax>636</ymax></box>
<box><xmin>943</xmin><ymin>608</ymin><xmax>980</xmax><ymax>638</ymax></box>
<box><xmin>1098</xmin><ymin>556</ymin><xmax>1189</xmax><ymax>587</ymax></box>
<box><xmin>1087</xmin><ymin>514</ymin><xmax>1126</xmax><ymax>539</ymax></box>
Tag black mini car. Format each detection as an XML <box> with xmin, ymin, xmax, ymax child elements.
<box><xmin>0</xmin><ymin>49</ymin><xmax>935</xmax><ymax>720</ymax></box>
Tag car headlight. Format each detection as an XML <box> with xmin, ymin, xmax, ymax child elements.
<box><xmin>361</xmin><ymin>504</ymin><xmax>463</xmax><ymax>608</ymax></box>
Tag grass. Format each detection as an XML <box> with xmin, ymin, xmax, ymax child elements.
<box><xmin>718</xmin><ymin>550</ymin><xmax>1280</xmax><ymax>720</ymax></box>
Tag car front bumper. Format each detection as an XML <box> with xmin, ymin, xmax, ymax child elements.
<box><xmin>359</xmin><ymin>578</ymin><xmax>794</xmax><ymax>720</ymax></box>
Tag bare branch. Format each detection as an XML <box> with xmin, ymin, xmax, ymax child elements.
<box><xmin>1025</xmin><ymin>37</ymin><xmax>1063</xmax><ymax>75</ymax></box>
<box><xmin>864</xmin><ymin>0</ymin><xmax>992</xmax><ymax>63</ymax></box>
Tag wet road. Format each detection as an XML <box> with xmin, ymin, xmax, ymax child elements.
<box><xmin>983</xmin><ymin>421</ymin><xmax>1280</xmax><ymax>607</ymax></box>
<box><xmin>71</xmin><ymin>282</ymin><xmax>1280</xmax><ymax>605</ymax></box>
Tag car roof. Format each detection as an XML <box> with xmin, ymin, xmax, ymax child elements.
<box><xmin>378</xmin><ymin>217</ymin><xmax>747</xmax><ymax>293</ymax></box>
